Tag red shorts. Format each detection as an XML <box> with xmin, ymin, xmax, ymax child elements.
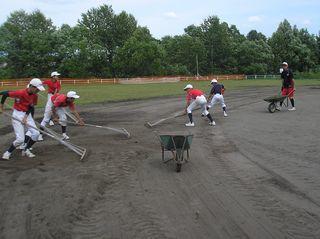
<box><xmin>282</xmin><ymin>87</ymin><xmax>295</xmax><ymax>98</ymax></box>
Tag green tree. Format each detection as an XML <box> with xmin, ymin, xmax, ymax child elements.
<box><xmin>0</xmin><ymin>10</ymin><xmax>57</xmax><ymax>78</ymax></box>
<box><xmin>161</xmin><ymin>34</ymin><xmax>206</xmax><ymax>75</ymax></box>
<box><xmin>199</xmin><ymin>16</ymin><xmax>240</xmax><ymax>74</ymax></box>
<box><xmin>113</xmin><ymin>27</ymin><xmax>165</xmax><ymax>77</ymax></box>
<box><xmin>78</xmin><ymin>5</ymin><xmax>137</xmax><ymax>77</ymax></box>
<box><xmin>247</xmin><ymin>30</ymin><xmax>267</xmax><ymax>42</ymax></box>
<box><xmin>236</xmin><ymin>40</ymin><xmax>274</xmax><ymax>74</ymax></box>
<box><xmin>269</xmin><ymin>19</ymin><xmax>313</xmax><ymax>72</ymax></box>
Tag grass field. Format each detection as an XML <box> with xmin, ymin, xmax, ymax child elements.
<box><xmin>1</xmin><ymin>79</ymin><xmax>320</xmax><ymax>106</ymax></box>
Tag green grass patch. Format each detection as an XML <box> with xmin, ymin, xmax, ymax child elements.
<box><xmin>1</xmin><ymin>79</ymin><xmax>320</xmax><ymax>106</ymax></box>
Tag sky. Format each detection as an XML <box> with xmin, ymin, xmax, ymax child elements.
<box><xmin>1</xmin><ymin>0</ymin><xmax>320</xmax><ymax>39</ymax></box>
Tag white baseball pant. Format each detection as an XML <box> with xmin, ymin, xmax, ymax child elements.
<box><xmin>187</xmin><ymin>95</ymin><xmax>209</xmax><ymax>115</ymax></box>
<box><xmin>40</xmin><ymin>103</ymin><xmax>67</xmax><ymax>127</ymax></box>
<box><xmin>11</xmin><ymin>109</ymin><xmax>40</xmax><ymax>146</ymax></box>
<box><xmin>208</xmin><ymin>94</ymin><xmax>226</xmax><ymax>109</ymax></box>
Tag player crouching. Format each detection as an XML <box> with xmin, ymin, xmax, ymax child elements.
<box><xmin>39</xmin><ymin>91</ymin><xmax>84</xmax><ymax>140</ymax></box>
<box><xmin>184</xmin><ymin>84</ymin><xmax>215</xmax><ymax>127</ymax></box>
<box><xmin>0</xmin><ymin>78</ymin><xmax>45</xmax><ymax>160</ymax></box>
<box><xmin>207</xmin><ymin>79</ymin><xmax>228</xmax><ymax>117</ymax></box>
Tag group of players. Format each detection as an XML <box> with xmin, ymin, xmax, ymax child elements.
<box><xmin>0</xmin><ymin>72</ymin><xmax>83</xmax><ymax>160</ymax></box>
<box><xmin>183</xmin><ymin>61</ymin><xmax>296</xmax><ymax>126</ymax></box>
<box><xmin>0</xmin><ymin>61</ymin><xmax>296</xmax><ymax>160</ymax></box>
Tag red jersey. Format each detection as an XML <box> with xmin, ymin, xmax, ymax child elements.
<box><xmin>51</xmin><ymin>93</ymin><xmax>75</xmax><ymax>110</ymax></box>
<box><xmin>43</xmin><ymin>80</ymin><xmax>61</xmax><ymax>94</ymax></box>
<box><xmin>186</xmin><ymin>89</ymin><xmax>204</xmax><ymax>102</ymax></box>
<box><xmin>8</xmin><ymin>89</ymin><xmax>38</xmax><ymax>112</ymax></box>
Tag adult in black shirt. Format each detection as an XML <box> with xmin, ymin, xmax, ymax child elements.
<box><xmin>279</xmin><ymin>62</ymin><xmax>296</xmax><ymax>111</ymax></box>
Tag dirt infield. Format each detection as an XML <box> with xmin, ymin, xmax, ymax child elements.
<box><xmin>0</xmin><ymin>86</ymin><xmax>320</xmax><ymax>238</ymax></box>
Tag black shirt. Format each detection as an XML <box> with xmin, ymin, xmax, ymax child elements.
<box><xmin>210</xmin><ymin>83</ymin><xmax>224</xmax><ymax>95</ymax></box>
<box><xmin>281</xmin><ymin>68</ymin><xmax>294</xmax><ymax>88</ymax></box>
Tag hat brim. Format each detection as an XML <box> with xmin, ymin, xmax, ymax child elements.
<box><xmin>37</xmin><ymin>85</ymin><xmax>45</xmax><ymax>91</ymax></box>
<box><xmin>69</xmin><ymin>95</ymin><xmax>80</xmax><ymax>99</ymax></box>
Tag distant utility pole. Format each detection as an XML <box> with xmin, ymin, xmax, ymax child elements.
<box><xmin>196</xmin><ymin>54</ymin><xmax>200</xmax><ymax>78</ymax></box>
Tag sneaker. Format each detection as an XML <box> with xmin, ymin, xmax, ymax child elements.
<box><xmin>49</xmin><ymin>120</ymin><xmax>55</xmax><ymax>126</ymax></box>
<box><xmin>22</xmin><ymin>149</ymin><xmax>35</xmax><ymax>158</ymax></box>
<box><xmin>185</xmin><ymin>122</ymin><xmax>195</xmax><ymax>127</ymax></box>
<box><xmin>201</xmin><ymin>113</ymin><xmax>205</xmax><ymax>117</ymax></box>
<box><xmin>62</xmin><ymin>133</ymin><xmax>70</xmax><ymax>140</ymax></box>
<box><xmin>2</xmin><ymin>151</ymin><xmax>11</xmax><ymax>160</ymax></box>
<box><xmin>209</xmin><ymin>121</ymin><xmax>216</xmax><ymax>126</ymax></box>
<box><xmin>38</xmin><ymin>134</ymin><xmax>44</xmax><ymax>141</ymax></box>
<box><xmin>18</xmin><ymin>143</ymin><xmax>26</xmax><ymax>150</ymax></box>
<box><xmin>288</xmin><ymin>107</ymin><xmax>296</xmax><ymax>111</ymax></box>
<box><xmin>276</xmin><ymin>106</ymin><xmax>281</xmax><ymax>111</ymax></box>
<box><xmin>223</xmin><ymin>111</ymin><xmax>228</xmax><ymax>117</ymax></box>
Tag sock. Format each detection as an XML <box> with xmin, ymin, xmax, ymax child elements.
<box><xmin>39</xmin><ymin>126</ymin><xmax>45</xmax><ymax>135</ymax></box>
<box><xmin>62</xmin><ymin>126</ymin><xmax>67</xmax><ymax>134</ymax></box>
<box><xmin>223</xmin><ymin>107</ymin><xmax>226</xmax><ymax>112</ymax></box>
<box><xmin>25</xmin><ymin>139</ymin><xmax>36</xmax><ymax>150</ymax></box>
<box><xmin>188</xmin><ymin>113</ymin><xmax>193</xmax><ymax>123</ymax></box>
<box><xmin>207</xmin><ymin>113</ymin><xmax>213</xmax><ymax>122</ymax></box>
<box><xmin>24</xmin><ymin>135</ymin><xmax>31</xmax><ymax>144</ymax></box>
<box><xmin>290</xmin><ymin>99</ymin><xmax>295</xmax><ymax>107</ymax></box>
<box><xmin>8</xmin><ymin>144</ymin><xmax>16</xmax><ymax>153</ymax></box>
<box><xmin>280</xmin><ymin>101</ymin><xmax>283</xmax><ymax>107</ymax></box>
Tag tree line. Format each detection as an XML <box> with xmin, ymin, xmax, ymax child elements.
<box><xmin>0</xmin><ymin>4</ymin><xmax>319</xmax><ymax>79</ymax></box>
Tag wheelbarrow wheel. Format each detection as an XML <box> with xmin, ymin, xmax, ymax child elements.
<box><xmin>268</xmin><ymin>102</ymin><xmax>276</xmax><ymax>113</ymax></box>
<box><xmin>176</xmin><ymin>163</ymin><xmax>182</xmax><ymax>172</ymax></box>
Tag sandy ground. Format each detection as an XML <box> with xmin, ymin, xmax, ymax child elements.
<box><xmin>0</xmin><ymin>86</ymin><xmax>320</xmax><ymax>239</ymax></box>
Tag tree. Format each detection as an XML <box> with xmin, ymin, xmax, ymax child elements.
<box><xmin>269</xmin><ymin>19</ymin><xmax>313</xmax><ymax>72</ymax></box>
<box><xmin>113</xmin><ymin>27</ymin><xmax>165</xmax><ymax>77</ymax></box>
<box><xmin>78</xmin><ymin>5</ymin><xmax>137</xmax><ymax>77</ymax></box>
<box><xmin>247</xmin><ymin>30</ymin><xmax>267</xmax><ymax>42</ymax></box>
<box><xmin>199</xmin><ymin>16</ymin><xmax>240</xmax><ymax>74</ymax></box>
<box><xmin>236</xmin><ymin>40</ymin><xmax>274</xmax><ymax>74</ymax></box>
<box><xmin>161</xmin><ymin>34</ymin><xmax>206</xmax><ymax>75</ymax></box>
<box><xmin>0</xmin><ymin>10</ymin><xmax>57</xmax><ymax>78</ymax></box>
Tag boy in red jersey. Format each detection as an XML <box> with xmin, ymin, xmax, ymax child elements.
<box><xmin>0</xmin><ymin>78</ymin><xmax>45</xmax><ymax>160</ymax></box>
<box><xmin>42</xmin><ymin>71</ymin><xmax>62</xmax><ymax>126</ymax></box>
<box><xmin>39</xmin><ymin>91</ymin><xmax>84</xmax><ymax>140</ymax></box>
<box><xmin>184</xmin><ymin>84</ymin><xmax>215</xmax><ymax>127</ymax></box>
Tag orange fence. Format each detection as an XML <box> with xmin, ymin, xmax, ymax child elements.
<box><xmin>0</xmin><ymin>75</ymin><xmax>245</xmax><ymax>87</ymax></box>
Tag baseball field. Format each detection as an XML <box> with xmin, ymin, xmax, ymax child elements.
<box><xmin>1</xmin><ymin>80</ymin><xmax>320</xmax><ymax>238</ymax></box>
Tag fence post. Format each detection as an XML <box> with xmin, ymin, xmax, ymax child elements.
<box><xmin>73</xmin><ymin>80</ymin><xmax>75</xmax><ymax>85</ymax></box>
<box><xmin>87</xmin><ymin>79</ymin><xmax>89</xmax><ymax>84</ymax></box>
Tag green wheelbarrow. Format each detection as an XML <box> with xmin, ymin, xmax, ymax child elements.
<box><xmin>159</xmin><ymin>132</ymin><xmax>193</xmax><ymax>172</ymax></box>
<box><xmin>264</xmin><ymin>89</ymin><xmax>295</xmax><ymax>113</ymax></box>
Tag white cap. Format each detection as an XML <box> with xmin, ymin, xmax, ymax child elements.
<box><xmin>29</xmin><ymin>78</ymin><xmax>45</xmax><ymax>91</ymax></box>
<box><xmin>51</xmin><ymin>71</ymin><xmax>61</xmax><ymax>77</ymax></box>
<box><xmin>211</xmin><ymin>79</ymin><xmax>218</xmax><ymax>84</ymax></box>
<box><xmin>282</xmin><ymin>62</ymin><xmax>288</xmax><ymax>66</ymax></box>
<box><xmin>67</xmin><ymin>91</ymin><xmax>80</xmax><ymax>99</ymax></box>
<box><xmin>184</xmin><ymin>84</ymin><xmax>193</xmax><ymax>90</ymax></box>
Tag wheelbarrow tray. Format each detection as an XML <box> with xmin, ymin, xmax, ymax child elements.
<box><xmin>263</xmin><ymin>95</ymin><xmax>287</xmax><ymax>103</ymax></box>
<box><xmin>158</xmin><ymin>132</ymin><xmax>193</xmax><ymax>172</ymax></box>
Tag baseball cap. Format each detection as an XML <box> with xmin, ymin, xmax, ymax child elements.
<box><xmin>282</xmin><ymin>62</ymin><xmax>288</xmax><ymax>66</ymax></box>
<box><xmin>210</xmin><ymin>79</ymin><xmax>218</xmax><ymax>84</ymax></box>
<box><xmin>29</xmin><ymin>78</ymin><xmax>45</xmax><ymax>91</ymax></box>
<box><xmin>67</xmin><ymin>91</ymin><xmax>80</xmax><ymax>99</ymax></box>
<box><xmin>51</xmin><ymin>71</ymin><xmax>61</xmax><ymax>77</ymax></box>
<box><xmin>184</xmin><ymin>84</ymin><xmax>193</xmax><ymax>90</ymax></box>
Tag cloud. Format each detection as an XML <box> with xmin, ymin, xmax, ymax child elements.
<box><xmin>248</xmin><ymin>15</ymin><xmax>262</xmax><ymax>22</ymax></box>
<box><xmin>303</xmin><ymin>19</ymin><xmax>311</xmax><ymax>25</ymax></box>
<box><xmin>163</xmin><ymin>11</ymin><xmax>178</xmax><ymax>19</ymax></box>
